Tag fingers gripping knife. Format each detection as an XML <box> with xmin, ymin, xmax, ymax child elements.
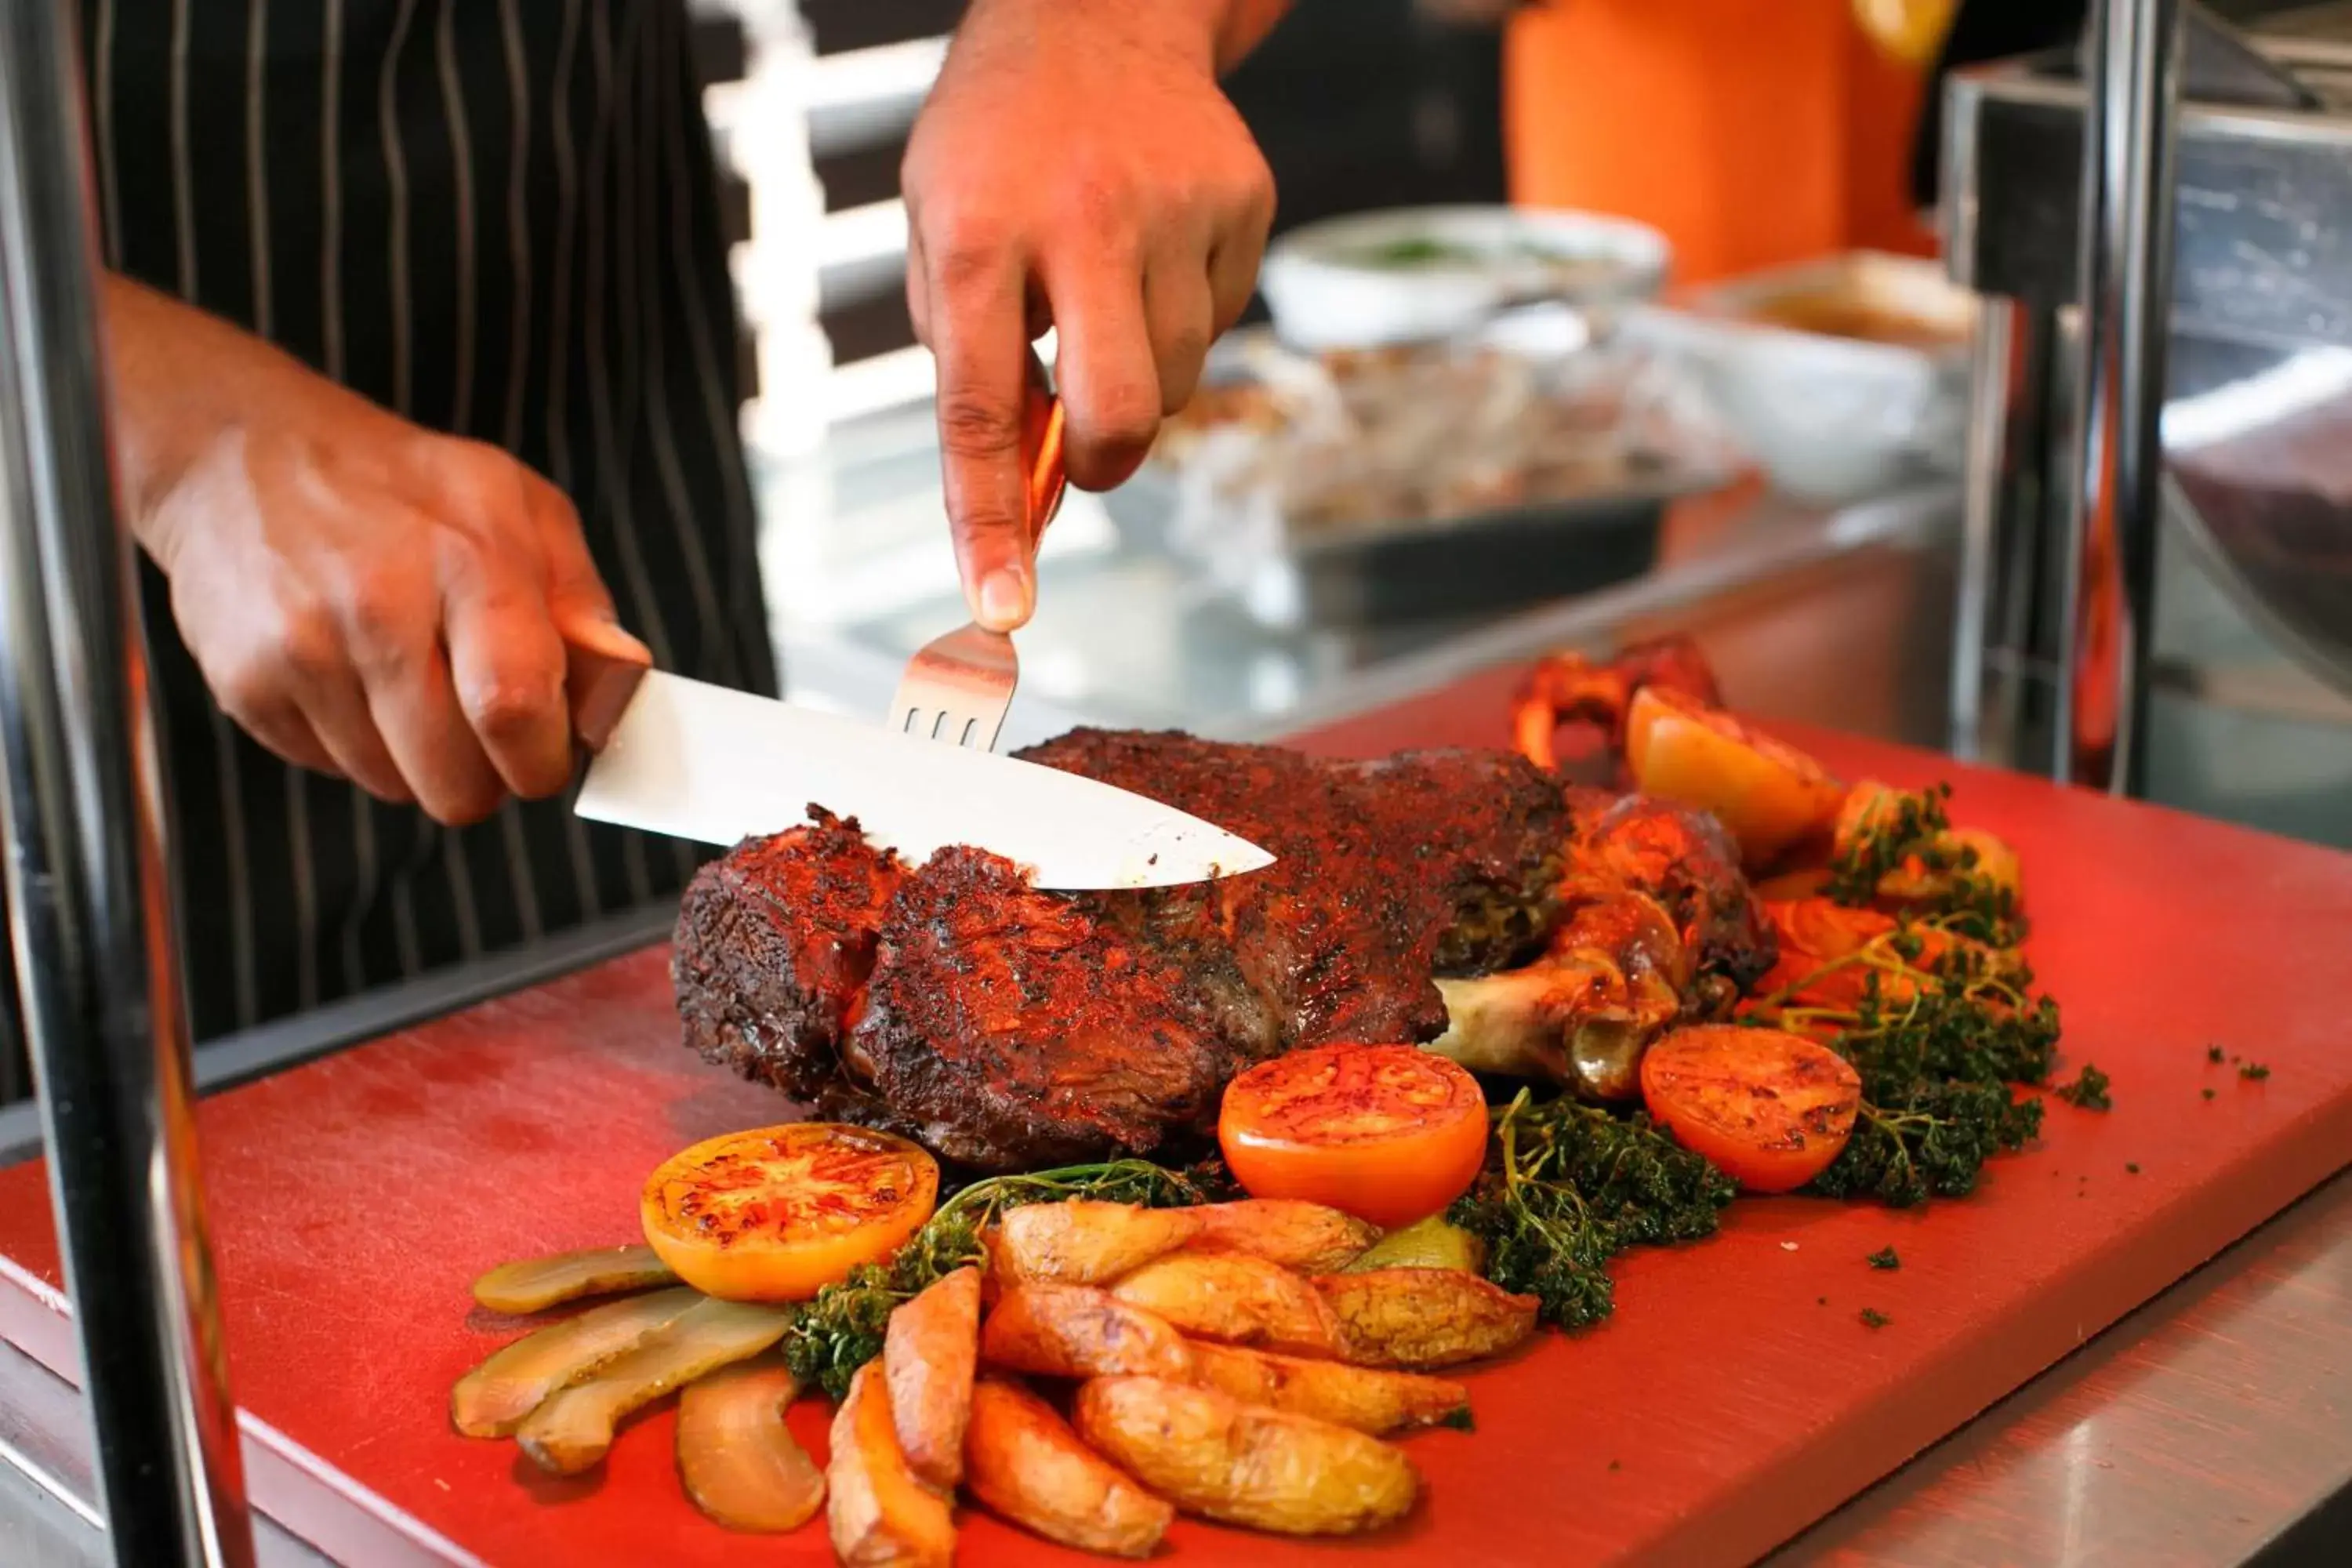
<box><xmin>889</xmin><ymin>347</ymin><xmax>1069</xmax><ymax>754</ymax></box>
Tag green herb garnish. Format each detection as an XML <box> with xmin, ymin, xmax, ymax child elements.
<box><xmin>2055</xmin><ymin>1064</ymin><xmax>2113</xmax><ymax>1111</ymax></box>
<box><xmin>1859</xmin><ymin>1307</ymin><xmax>1892</xmax><ymax>1330</ymax></box>
<box><xmin>1865</xmin><ymin>1246</ymin><xmax>1901</xmax><ymax>1270</ymax></box>
<box><xmin>1448</xmin><ymin>1091</ymin><xmax>1735</xmax><ymax>1330</ymax></box>
<box><xmin>2240</xmin><ymin>1062</ymin><xmax>2271</xmax><ymax>1081</ymax></box>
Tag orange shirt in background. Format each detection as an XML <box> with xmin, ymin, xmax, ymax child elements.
<box><xmin>1503</xmin><ymin>0</ymin><xmax>1934</xmax><ymax>285</ymax></box>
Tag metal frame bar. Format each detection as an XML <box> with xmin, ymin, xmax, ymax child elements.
<box><xmin>0</xmin><ymin>2</ymin><xmax>251</xmax><ymax>1563</ymax></box>
<box><xmin>2060</xmin><ymin>0</ymin><xmax>2186</xmax><ymax>793</ymax></box>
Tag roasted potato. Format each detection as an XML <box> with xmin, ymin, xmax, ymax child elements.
<box><xmin>1190</xmin><ymin>1200</ymin><xmax>1381</xmax><ymax>1274</ymax></box>
<box><xmin>886</xmin><ymin>1266</ymin><xmax>982</xmax><ymax>1491</ymax></box>
<box><xmin>1312</xmin><ymin>1268</ymin><xmax>1538</xmax><ymax>1370</ymax></box>
<box><xmin>980</xmin><ymin>1282</ymin><xmax>1195</xmax><ymax>1381</ymax></box>
<box><xmin>963</xmin><ymin>1377</ymin><xmax>1174</xmax><ymax>1558</ymax></box>
<box><xmin>827</xmin><ymin>1362</ymin><xmax>956</xmax><ymax>1567</ymax></box>
<box><xmin>1185</xmin><ymin>1341</ymin><xmax>1470</xmax><ymax>1436</ymax></box>
<box><xmin>994</xmin><ymin>1200</ymin><xmax>1203</xmax><ymax>1285</ymax></box>
<box><xmin>1109</xmin><ymin>1251</ymin><xmax>1345</xmax><ymax>1359</ymax></box>
<box><xmin>1074</xmin><ymin>1375</ymin><xmax>1418</xmax><ymax>1536</ymax></box>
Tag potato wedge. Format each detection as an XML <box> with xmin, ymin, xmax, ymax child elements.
<box><xmin>451</xmin><ymin>1285</ymin><xmax>700</xmax><ymax>1437</ymax></box>
<box><xmin>517</xmin><ymin>1298</ymin><xmax>793</xmax><ymax>1475</ymax></box>
<box><xmin>1312</xmin><ymin>1268</ymin><xmax>1538</xmax><ymax>1369</ymax></box>
<box><xmin>886</xmin><ymin>1266</ymin><xmax>982</xmax><ymax>1490</ymax></box>
<box><xmin>1074</xmin><ymin>1375</ymin><xmax>1417</xmax><ymax>1536</ymax></box>
<box><xmin>828</xmin><ymin>1361</ymin><xmax>956</xmax><ymax>1568</ymax></box>
<box><xmin>677</xmin><ymin>1356</ymin><xmax>825</xmax><ymax>1533</ymax></box>
<box><xmin>1109</xmin><ymin>1251</ymin><xmax>1344</xmax><ymax>1359</ymax></box>
<box><xmin>994</xmin><ymin>1201</ymin><xmax>1203</xmax><ymax>1285</ymax></box>
<box><xmin>471</xmin><ymin>1244</ymin><xmax>677</xmax><ymax>1314</ymax></box>
<box><xmin>980</xmin><ymin>1283</ymin><xmax>1195</xmax><ymax>1381</ymax></box>
<box><xmin>1190</xmin><ymin>1200</ymin><xmax>1380</xmax><ymax>1274</ymax></box>
<box><xmin>964</xmin><ymin>1377</ymin><xmax>1173</xmax><ymax>1558</ymax></box>
<box><xmin>1185</xmin><ymin>1341</ymin><xmax>1470</xmax><ymax>1436</ymax></box>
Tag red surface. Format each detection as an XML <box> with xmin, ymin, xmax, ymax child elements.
<box><xmin>5</xmin><ymin>684</ymin><xmax>2352</xmax><ymax>1567</ymax></box>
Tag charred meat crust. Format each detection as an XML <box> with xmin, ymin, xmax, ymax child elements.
<box><xmin>672</xmin><ymin>808</ymin><xmax>899</xmax><ymax>1101</ymax></box>
<box><xmin>848</xmin><ymin>848</ymin><xmax>1240</xmax><ymax>1171</ymax></box>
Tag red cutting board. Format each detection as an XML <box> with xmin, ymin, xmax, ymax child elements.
<box><xmin>5</xmin><ymin>684</ymin><xmax>2352</xmax><ymax>1568</ymax></box>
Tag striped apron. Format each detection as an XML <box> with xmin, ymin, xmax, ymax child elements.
<box><xmin>71</xmin><ymin>0</ymin><xmax>777</xmax><ymax>1042</ymax></box>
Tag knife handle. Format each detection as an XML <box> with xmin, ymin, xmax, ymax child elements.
<box><xmin>1024</xmin><ymin>347</ymin><xmax>1067</xmax><ymax>550</ymax></box>
<box><xmin>563</xmin><ymin>628</ymin><xmax>653</xmax><ymax>753</ymax></box>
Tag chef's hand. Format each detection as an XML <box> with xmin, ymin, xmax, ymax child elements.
<box><xmin>902</xmin><ymin>0</ymin><xmax>1288</xmax><ymax>631</ymax></box>
<box><xmin>104</xmin><ymin>274</ymin><xmax>648</xmax><ymax>826</ymax></box>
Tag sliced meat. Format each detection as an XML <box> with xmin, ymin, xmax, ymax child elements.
<box><xmin>672</xmin><ymin>810</ymin><xmax>900</xmax><ymax>1101</ymax></box>
<box><xmin>847</xmin><ymin>848</ymin><xmax>1240</xmax><ymax>1171</ymax></box>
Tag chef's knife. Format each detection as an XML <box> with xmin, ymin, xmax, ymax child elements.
<box><xmin>565</xmin><ymin>655</ymin><xmax>1275</xmax><ymax>891</ymax></box>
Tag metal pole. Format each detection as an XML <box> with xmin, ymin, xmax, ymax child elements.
<box><xmin>2058</xmin><ymin>0</ymin><xmax>2182</xmax><ymax>792</ymax></box>
<box><xmin>0</xmin><ymin>2</ymin><xmax>253</xmax><ymax>1564</ymax></box>
<box><xmin>1949</xmin><ymin>297</ymin><xmax>2016</xmax><ymax>764</ymax></box>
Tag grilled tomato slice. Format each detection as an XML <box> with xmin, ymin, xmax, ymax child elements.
<box><xmin>1624</xmin><ymin>685</ymin><xmax>1845</xmax><ymax>869</ymax></box>
<box><xmin>1639</xmin><ymin>1025</ymin><xmax>1860</xmax><ymax>1194</ymax></box>
<box><xmin>640</xmin><ymin>1124</ymin><xmax>938</xmax><ymax>1302</ymax></box>
<box><xmin>1218</xmin><ymin>1045</ymin><xmax>1488</xmax><ymax>1229</ymax></box>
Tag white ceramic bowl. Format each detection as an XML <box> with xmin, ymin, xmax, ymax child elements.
<box><xmin>1621</xmin><ymin>252</ymin><xmax>1976</xmax><ymax>501</ymax></box>
<box><xmin>1257</xmin><ymin>205</ymin><xmax>1671</xmax><ymax>352</ymax></box>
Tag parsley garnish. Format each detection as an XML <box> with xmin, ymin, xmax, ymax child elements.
<box><xmin>1859</xmin><ymin>1308</ymin><xmax>1892</xmax><ymax>1330</ymax></box>
<box><xmin>1448</xmin><ymin>1091</ymin><xmax>1735</xmax><ymax>1330</ymax></box>
<box><xmin>2240</xmin><ymin>1062</ymin><xmax>2271</xmax><ymax>1081</ymax></box>
<box><xmin>1866</xmin><ymin>1246</ymin><xmax>1901</xmax><ymax>1269</ymax></box>
<box><xmin>2055</xmin><ymin>1064</ymin><xmax>2113</xmax><ymax>1111</ymax></box>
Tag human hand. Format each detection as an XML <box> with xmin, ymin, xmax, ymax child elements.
<box><xmin>106</xmin><ymin>276</ymin><xmax>647</xmax><ymax>826</ymax></box>
<box><xmin>902</xmin><ymin>0</ymin><xmax>1279</xmax><ymax>630</ymax></box>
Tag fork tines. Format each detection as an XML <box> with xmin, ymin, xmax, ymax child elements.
<box><xmin>888</xmin><ymin>623</ymin><xmax>1021</xmax><ymax>753</ymax></box>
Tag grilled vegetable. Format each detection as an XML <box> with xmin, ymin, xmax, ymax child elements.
<box><xmin>1311</xmin><ymin>1268</ymin><xmax>1538</xmax><ymax>1370</ymax></box>
<box><xmin>515</xmin><ymin>1297</ymin><xmax>793</xmax><ymax>1475</ymax></box>
<box><xmin>993</xmin><ymin>1200</ymin><xmax>1202</xmax><ymax>1286</ymax></box>
<box><xmin>1190</xmin><ymin>1200</ymin><xmax>1381</xmax><ymax>1274</ymax></box>
<box><xmin>1218</xmin><ymin>1044</ymin><xmax>1489</xmax><ymax>1228</ymax></box>
<box><xmin>1624</xmin><ymin>685</ymin><xmax>1845</xmax><ymax>868</ymax></box>
<box><xmin>1639</xmin><ymin>1025</ymin><xmax>1862</xmax><ymax>1193</ymax></box>
<box><xmin>470</xmin><ymin>1245</ymin><xmax>676</xmax><ymax>1315</ymax></box>
<box><xmin>1110</xmin><ymin>1251</ymin><xmax>1345</xmax><ymax>1358</ymax></box>
<box><xmin>640</xmin><ymin>1123</ymin><xmax>939</xmax><ymax>1303</ymax></box>
<box><xmin>827</xmin><ymin>1360</ymin><xmax>956</xmax><ymax>1567</ymax></box>
<box><xmin>1185</xmin><ymin>1341</ymin><xmax>1471</xmax><ymax>1435</ymax></box>
<box><xmin>964</xmin><ymin>1378</ymin><xmax>1174</xmax><ymax>1558</ymax></box>
<box><xmin>884</xmin><ymin>1266</ymin><xmax>982</xmax><ymax>1491</ymax></box>
<box><xmin>1345</xmin><ymin>1215</ymin><xmax>1483</xmax><ymax>1275</ymax></box>
<box><xmin>981</xmin><ymin>1282</ymin><xmax>1196</xmax><ymax>1381</ymax></box>
<box><xmin>677</xmin><ymin>1356</ymin><xmax>825</xmax><ymax>1533</ymax></box>
<box><xmin>451</xmin><ymin>1286</ymin><xmax>700</xmax><ymax>1437</ymax></box>
<box><xmin>1074</xmin><ymin>1376</ymin><xmax>1419</xmax><ymax>1536</ymax></box>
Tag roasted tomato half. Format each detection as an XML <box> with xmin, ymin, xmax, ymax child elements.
<box><xmin>640</xmin><ymin>1123</ymin><xmax>939</xmax><ymax>1302</ymax></box>
<box><xmin>1639</xmin><ymin>1025</ymin><xmax>1860</xmax><ymax>1194</ymax></box>
<box><xmin>1218</xmin><ymin>1045</ymin><xmax>1489</xmax><ymax>1229</ymax></box>
<box><xmin>1624</xmin><ymin>686</ymin><xmax>1846</xmax><ymax>870</ymax></box>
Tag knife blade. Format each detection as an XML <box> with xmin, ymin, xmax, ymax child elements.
<box><xmin>572</xmin><ymin>669</ymin><xmax>1276</xmax><ymax>890</ymax></box>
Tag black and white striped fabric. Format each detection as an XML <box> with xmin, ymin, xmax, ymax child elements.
<box><xmin>76</xmin><ymin>0</ymin><xmax>775</xmax><ymax>1041</ymax></box>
